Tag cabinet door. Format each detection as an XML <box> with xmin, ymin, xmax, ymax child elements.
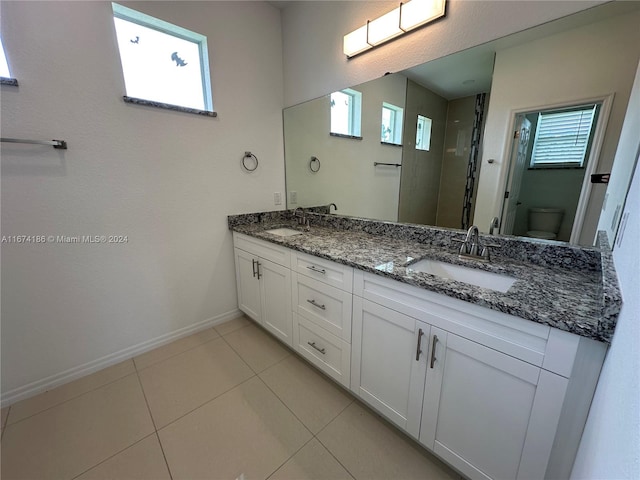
<box><xmin>259</xmin><ymin>257</ymin><xmax>293</xmax><ymax>346</ymax></box>
<box><xmin>351</xmin><ymin>297</ymin><xmax>429</xmax><ymax>439</ymax></box>
<box><xmin>421</xmin><ymin>330</ymin><xmax>547</xmax><ymax>480</ymax></box>
<box><xmin>234</xmin><ymin>248</ymin><xmax>261</xmax><ymax>321</ymax></box>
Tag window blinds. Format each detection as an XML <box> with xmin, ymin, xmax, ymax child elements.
<box><xmin>530</xmin><ymin>105</ymin><xmax>597</xmax><ymax>167</ymax></box>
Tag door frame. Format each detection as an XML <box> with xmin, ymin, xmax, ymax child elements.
<box><xmin>498</xmin><ymin>94</ymin><xmax>614</xmax><ymax>244</ymax></box>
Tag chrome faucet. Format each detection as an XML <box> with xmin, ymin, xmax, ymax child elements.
<box><xmin>456</xmin><ymin>225</ymin><xmax>500</xmax><ymax>262</ymax></box>
<box><xmin>294</xmin><ymin>207</ymin><xmax>306</xmax><ymax>225</ymax></box>
<box><xmin>329</xmin><ymin>203</ymin><xmax>338</xmax><ymax>213</ymax></box>
<box><xmin>489</xmin><ymin>217</ymin><xmax>500</xmax><ymax>235</ymax></box>
<box><xmin>464</xmin><ymin>226</ymin><xmax>480</xmax><ymax>256</ymax></box>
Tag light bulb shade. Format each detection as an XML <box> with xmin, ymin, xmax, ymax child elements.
<box><xmin>400</xmin><ymin>0</ymin><xmax>446</xmax><ymax>31</ymax></box>
<box><xmin>343</xmin><ymin>0</ymin><xmax>446</xmax><ymax>58</ymax></box>
<box><xmin>343</xmin><ymin>24</ymin><xmax>369</xmax><ymax>57</ymax></box>
<box><xmin>367</xmin><ymin>7</ymin><xmax>402</xmax><ymax>46</ymax></box>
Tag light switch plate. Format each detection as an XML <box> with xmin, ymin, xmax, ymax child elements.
<box><xmin>274</xmin><ymin>192</ymin><xmax>282</xmax><ymax>205</ymax></box>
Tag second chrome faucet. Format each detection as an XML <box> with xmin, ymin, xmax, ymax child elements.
<box><xmin>456</xmin><ymin>226</ymin><xmax>499</xmax><ymax>262</ymax></box>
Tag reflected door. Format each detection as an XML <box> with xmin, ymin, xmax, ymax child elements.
<box><xmin>501</xmin><ymin>116</ymin><xmax>531</xmax><ymax>235</ymax></box>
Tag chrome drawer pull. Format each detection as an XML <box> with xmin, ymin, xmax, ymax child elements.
<box><xmin>307</xmin><ymin>341</ymin><xmax>326</xmax><ymax>354</ymax></box>
<box><xmin>430</xmin><ymin>335</ymin><xmax>438</xmax><ymax>369</ymax></box>
<box><xmin>307</xmin><ymin>299</ymin><xmax>326</xmax><ymax>310</ymax></box>
<box><xmin>416</xmin><ymin>328</ymin><xmax>424</xmax><ymax>361</ymax></box>
<box><xmin>307</xmin><ymin>265</ymin><xmax>326</xmax><ymax>275</ymax></box>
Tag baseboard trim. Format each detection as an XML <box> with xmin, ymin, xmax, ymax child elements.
<box><xmin>1</xmin><ymin>309</ymin><xmax>243</xmax><ymax>407</ymax></box>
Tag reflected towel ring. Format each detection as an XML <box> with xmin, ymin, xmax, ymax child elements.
<box><xmin>242</xmin><ymin>151</ymin><xmax>258</xmax><ymax>172</ymax></box>
<box><xmin>309</xmin><ymin>156</ymin><xmax>321</xmax><ymax>173</ymax></box>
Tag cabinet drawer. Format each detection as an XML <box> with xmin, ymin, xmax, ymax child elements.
<box><xmin>294</xmin><ymin>314</ymin><xmax>351</xmax><ymax>388</ymax></box>
<box><xmin>233</xmin><ymin>232</ymin><xmax>290</xmax><ymax>268</ymax></box>
<box><xmin>293</xmin><ymin>273</ymin><xmax>352</xmax><ymax>342</ymax></box>
<box><xmin>291</xmin><ymin>251</ymin><xmax>353</xmax><ymax>292</ymax></box>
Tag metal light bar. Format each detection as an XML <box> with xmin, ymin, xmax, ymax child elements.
<box><xmin>343</xmin><ymin>0</ymin><xmax>446</xmax><ymax>58</ymax></box>
<box><xmin>1</xmin><ymin>137</ymin><xmax>67</xmax><ymax>149</ymax></box>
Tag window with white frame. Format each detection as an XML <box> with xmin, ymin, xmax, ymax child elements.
<box><xmin>0</xmin><ymin>37</ymin><xmax>12</xmax><ymax>78</ymax></box>
<box><xmin>112</xmin><ymin>3</ymin><xmax>213</xmax><ymax>113</ymax></box>
<box><xmin>416</xmin><ymin>115</ymin><xmax>432</xmax><ymax>151</ymax></box>
<box><xmin>381</xmin><ymin>102</ymin><xmax>403</xmax><ymax>145</ymax></box>
<box><xmin>530</xmin><ymin>104</ymin><xmax>599</xmax><ymax>168</ymax></box>
<box><xmin>330</xmin><ymin>88</ymin><xmax>362</xmax><ymax>138</ymax></box>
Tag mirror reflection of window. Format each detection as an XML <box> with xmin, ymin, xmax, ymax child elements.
<box><xmin>330</xmin><ymin>88</ymin><xmax>362</xmax><ymax>137</ymax></box>
<box><xmin>530</xmin><ymin>104</ymin><xmax>600</xmax><ymax>169</ymax></box>
<box><xmin>0</xmin><ymin>37</ymin><xmax>12</xmax><ymax>78</ymax></box>
<box><xmin>381</xmin><ymin>102</ymin><xmax>404</xmax><ymax>145</ymax></box>
<box><xmin>416</xmin><ymin>115</ymin><xmax>432</xmax><ymax>151</ymax></box>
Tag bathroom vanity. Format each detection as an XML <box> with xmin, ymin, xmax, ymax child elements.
<box><xmin>228</xmin><ymin>211</ymin><xmax>620</xmax><ymax>480</ymax></box>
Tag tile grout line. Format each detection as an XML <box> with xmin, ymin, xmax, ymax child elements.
<box><xmin>0</xmin><ymin>405</ymin><xmax>10</xmax><ymax>441</ymax></box>
<box><xmin>217</xmin><ymin>326</ymin><xmax>287</xmax><ymax>376</ymax></box>
<box><xmin>7</xmin><ymin>320</ymin><xmax>248</xmax><ymax>429</ymax></box>
<box><xmin>264</xmin><ymin>435</ymin><xmax>317</xmax><ymax>480</ymax></box>
<box><xmin>133</xmin><ymin>327</ymin><xmax>224</xmax><ymax>372</ymax></box>
<box><xmin>311</xmin><ymin>399</ymin><xmax>359</xmax><ymax>480</ymax></box>
<box><xmin>314</xmin><ymin>433</ymin><xmax>358</xmax><ymax>480</ymax></box>
<box><xmin>151</xmin><ymin>374</ymin><xmax>258</xmax><ymax>432</ymax></box>
<box><xmin>255</xmin><ymin>365</ymin><xmax>357</xmax><ymax>480</ymax></box>
<box><xmin>154</xmin><ymin>430</ymin><xmax>174</xmax><ymax>480</ymax></box>
<box><xmin>68</xmin><ymin>432</ymin><xmax>158</xmax><ymax>480</ymax></box>
<box><xmin>133</xmin><ymin>362</ymin><xmax>175</xmax><ymax>480</ymax></box>
<box><xmin>255</xmin><ymin>374</ymin><xmax>314</xmax><ymax>438</ymax></box>
<box><xmin>3</xmin><ymin>367</ymin><xmax>137</xmax><ymax>429</ymax></box>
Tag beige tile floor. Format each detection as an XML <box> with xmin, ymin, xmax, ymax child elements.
<box><xmin>1</xmin><ymin>315</ymin><xmax>461</xmax><ymax>480</ymax></box>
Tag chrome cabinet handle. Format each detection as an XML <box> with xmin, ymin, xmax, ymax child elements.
<box><xmin>430</xmin><ymin>335</ymin><xmax>438</xmax><ymax>368</ymax></box>
<box><xmin>256</xmin><ymin>261</ymin><xmax>262</xmax><ymax>280</ymax></box>
<box><xmin>252</xmin><ymin>259</ymin><xmax>257</xmax><ymax>278</ymax></box>
<box><xmin>307</xmin><ymin>341</ymin><xmax>326</xmax><ymax>354</ymax></box>
<box><xmin>307</xmin><ymin>265</ymin><xmax>326</xmax><ymax>275</ymax></box>
<box><xmin>416</xmin><ymin>328</ymin><xmax>424</xmax><ymax>361</ymax></box>
<box><xmin>307</xmin><ymin>299</ymin><xmax>326</xmax><ymax>310</ymax></box>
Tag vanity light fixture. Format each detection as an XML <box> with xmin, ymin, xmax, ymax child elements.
<box><xmin>343</xmin><ymin>0</ymin><xmax>446</xmax><ymax>58</ymax></box>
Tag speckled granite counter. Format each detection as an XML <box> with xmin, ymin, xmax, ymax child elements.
<box><xmin>228</xmin><ymin>210</ymin><xmax>621</xmax><ymax>344</ymax></box>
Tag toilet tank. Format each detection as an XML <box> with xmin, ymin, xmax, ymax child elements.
<box><xmin>528</xmin><ymin>208</ymin><xmax>564</xmax><ymax>234</ymax></box>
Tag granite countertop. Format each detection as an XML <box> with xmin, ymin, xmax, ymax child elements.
<box><xmin>229</xmin><ymin>211</ymin><xmax>621</xmax><ymax>344</ymax></box>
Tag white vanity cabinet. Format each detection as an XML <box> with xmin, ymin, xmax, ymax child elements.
<box><xmin>351</xmin><ymin>297</ymin><xmax>429</xmax><ymax>439</ymax></box>
<box><xmin>233</xmin><ymin>232</ymin><xmax>293</xmax><ymax>346</ymax></box>
<box><xmin>352</xmin><ymin>270</ymin><xmax>607</xmax><ymax>480</ymax></box>
<box><xmin>291</xmin><ymin>251</ymin><xmax>353</xmax><ymax>387</ymax></box>
<box><xmin>232</xmin><ymin>232</ymin><xmax>608</xmax><ymax>480</ymax></box>
<box><xmin>420</xmin><ymin>328</ymin><xmax>569</xmax><ymax>480</ymax></box>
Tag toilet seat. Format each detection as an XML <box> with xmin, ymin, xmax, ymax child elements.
<box><xmin>527</xmin><ymin>230</ymin><xmax>557</xmax><ymax>240</ymax></box>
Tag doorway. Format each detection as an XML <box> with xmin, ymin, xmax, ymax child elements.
<box><xmin>500</xmin><ymin>98</ymin><xmax>609</xmax><ymax>243</ymax></box>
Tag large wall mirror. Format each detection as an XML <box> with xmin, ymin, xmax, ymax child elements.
<box><xmin>283</xmin><ymin>2</ymin><xmax>640</xmax><ymax>246</ymax></box>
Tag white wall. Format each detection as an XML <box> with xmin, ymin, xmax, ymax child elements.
<box><xmin>474</xmin><ymin>11</ymin><xmax>640</xmax><ymax>244</ymax></box>
<box><xmin>570</xmin><ymin>159</ymin><xmax>640</xmax><ymax>479</ymax></box>
<box><xmin>281</xmin><ymin>0</ymin><xmax>606</xmax><ymax>107</ymax></box>
<box><xmin>1</xmin><ymin>1</ymin><xmax>284</xmax><ymax>403</ymax></box>
<box><xmin>284</xmin><ymin>73</ymin><xmax>406</xmax><ymax>221</ymax></box>
<box><xmin>570</xmin><ymin>57</ymin><xmax>640</xmax><ymax>480</ymax></box>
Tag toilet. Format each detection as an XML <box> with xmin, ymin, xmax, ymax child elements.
<box><xmin>527</xmin><ymin>207</ymin><xmax>564</xmax><ymax>240</ymax></box>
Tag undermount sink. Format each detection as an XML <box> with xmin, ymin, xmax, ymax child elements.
<box><xmin>407</xmin><ymin>258</ymin><xmax>517</xmax><ymax>293</ymax></box>
<box><xmin>265</xmin><ymin>227</ymin><xmax>303</xmax><ymax>237</ymax></box>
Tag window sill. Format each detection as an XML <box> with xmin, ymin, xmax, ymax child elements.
<box><xmin>1</xmin><ymin>77</ymin><xmax>18</xmax><ymax>86</ymax></box>
<box><xmin>123</xmin><ymin>96</ymin><xmax>217</xmax><ymax>117</ymax></box>
<box><xmin>381</xmin><ymin>141</ymin><xmax>402</xmax><ymax>147</ymax></box>
<box><xmin>528</xmin><ymin>165</ymin><xmax>585</xmax><ymax>170</ymax></box>
<box><xmin>330</xmin><ymin>132</ymin><xmax>362</xmax><ymax>140</ymax></box>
